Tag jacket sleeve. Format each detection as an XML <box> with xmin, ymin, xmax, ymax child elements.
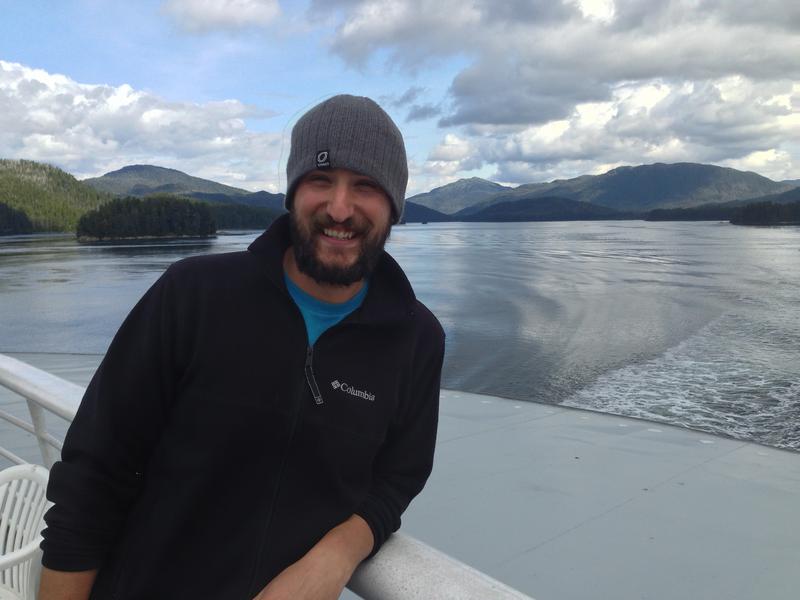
<box><xmin>41</xmin><ymin>266</ymin><xmax>183</xmax><ymax>571</ymax></box>
<box><xmin>354</xmin><ymin>315</ymin><xmax>445</xmax><ymax>557</ymax></box>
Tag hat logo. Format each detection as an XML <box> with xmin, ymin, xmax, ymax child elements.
<box><xmin>316</xmin><ymin>150</ymin><xmax>330</xmax><ymax>168</ymax></box>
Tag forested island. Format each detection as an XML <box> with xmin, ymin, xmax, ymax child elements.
<box><xmin>76</xmin><ymin>194</ymin><xmax>282</xmax><ymax>240</ymax></box>
<box><xmin>730</xmin><ymin>201</ymin><xmax>800</xmax><ymax>226</ymax></box>
<box><xmin>77</xmin><ymin>196</ymin><xmax>216</xmax><ymax>241</ymax></box>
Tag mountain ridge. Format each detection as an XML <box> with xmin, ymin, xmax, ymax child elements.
<box><xmin>408</xmin><ymin>177</ymin><xmax>513</xmax><ymax>214</ymax></box>
<box><xmin>4</xmin><ymin>159</ymin><xmax>799</xmax><ymax>233</ymax></box>
<box><xmin>410</xmin><ymin>162</ymin><xmax>795</xmax><ymax>215</ymax></box>
<box><xmin>83</xmin><ymin>164</ymin><xmax>252</xmax><ymax>197</ymax></box>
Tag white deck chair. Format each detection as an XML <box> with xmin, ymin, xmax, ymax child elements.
<box><xmin>0</xmin><ymin>464</ymin><xmax>50</xmax><ymax>600</ymax></box>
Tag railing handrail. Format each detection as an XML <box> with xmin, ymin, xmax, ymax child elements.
<box><xmin>0</xmin><ymin>352</ymin><xmax>535</xmax><ymax>599</ymax></box>
<box><xmin>0</xmin><ymin>354</ymin><xmax>82</xmax><ymax>421</ymax></box>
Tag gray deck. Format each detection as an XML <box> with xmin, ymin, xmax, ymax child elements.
<box><xmin>2</xmin><ymin>354</ymin><xmax>799</xmax><ymax>600</ymax></box>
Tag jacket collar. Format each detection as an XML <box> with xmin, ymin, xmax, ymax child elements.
<box><xmin>247</xmin><ymin>214</ymin><xmax>417</xmax><ymax>324</ymax></box>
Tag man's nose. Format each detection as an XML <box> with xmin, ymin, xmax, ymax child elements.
<box><xmin>326</xmin><ymin>183</ymin><xmax>355</xmax><ymax>223</ymax></box>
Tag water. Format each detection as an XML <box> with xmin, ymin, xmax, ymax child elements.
<box><xmin>1</xmin><ymin>221</ymin><xmax>799</xmax><ymax>450</ymax></box>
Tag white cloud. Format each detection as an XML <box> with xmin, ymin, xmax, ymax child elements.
<box><xmin>311</xmin><ymin>0</ymin><xmax>800</xmax><ymax>183</ymax></box>
<box><xmin>422</xmin><ymin>133</ymin><xmax>483</xmax><ymax>181</ymax></box>
<box><xmin>428</xmin><ymin>134</ymin><xmax>473</xmax><ymax>162</ymax></box>
<box><xmin>459</xmin><ymin>76</ymin><xmax>800</xmax><ymax>184</ymax></box>
<box><xmin>0</xmin><ymin>61</ymin><xmax>283</xmax><ymax>191</ymax></box>
<box><xmin>571</xmin><ymin>0</ymin><xmax>616</xmax><ymax>22</ymax></box>
<box><xmin>721</xmin><ymin>149</ymin><xmax>797</xmax><ymax>181</ymax></box>
<box><xmin>162</xmin><ymin>0</ymin><xmax>280</xmax><ymax>32</ymax></box>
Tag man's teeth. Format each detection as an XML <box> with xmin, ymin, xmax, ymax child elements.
<box><xmin>323</xmin><ymin>228</ymin><xmax>355</xmax><ymax>240</ymax></box>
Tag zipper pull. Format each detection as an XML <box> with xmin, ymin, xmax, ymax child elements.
<box><xmin>304</xmin><ymin>346</ymin><xmax>323</xmax><ymax>405</ymax></box>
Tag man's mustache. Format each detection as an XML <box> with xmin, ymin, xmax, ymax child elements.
<box><xmin>311</xmin><ymin>214</ymin><xmax>370</xmax><ymax>236</ymax></box>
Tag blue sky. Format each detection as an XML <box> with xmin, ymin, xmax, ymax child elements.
<box><xmin>1</xmin><ymin>0</ymin><xmax>799</xmax><ymax>194</ymax></box>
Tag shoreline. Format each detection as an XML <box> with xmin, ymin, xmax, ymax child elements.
<box><xmin>76</xmin><ymin>233</ymin><xmax>218</xmax><ymax>243</ymax></box>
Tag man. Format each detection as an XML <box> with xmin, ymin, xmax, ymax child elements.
<box><xmin>39</xmin><ymin>95</ymin><xmax>445</xmax><ymax>599</ymax></box>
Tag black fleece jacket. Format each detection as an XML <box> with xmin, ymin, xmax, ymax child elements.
<box><xmin>41</xmin><ymin>215</ymin><xmax>445</xmax><ymax>599</ymax></box>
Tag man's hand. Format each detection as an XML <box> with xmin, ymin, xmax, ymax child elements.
<box><xmin>253</xmin><ymin>514</ymin><xmax>373</xmax><ymax>600</ymax></box>
<box><xmin>38</xmin><ymin>567</ymin><xmax>98</xmax><ymax>600</ymax></box>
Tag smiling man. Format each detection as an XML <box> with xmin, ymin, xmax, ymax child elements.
<box><xmin>39</xmin><ymin>95</ymin><xmax>445</xmax><ymax>600</ymax></box>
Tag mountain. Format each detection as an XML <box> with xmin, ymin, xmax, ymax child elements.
<box><xmin>402</xmin><ymin>201</ymin><xmax>450</xmax><ymax>223</ymax></box>
<box><xmin>780</xmin><ymin>179</ymin><xmax>800</xmax><ymax>187</ymax></box>
<box><xmin>406</xmin><ymin>177</ymin><xmax>513</xmax><ymax>214</ymax></box>
<box><xmin>458</xmin><ymin>195</ymin><xmax>626</xmax><ymax>222</ymax></box>
<box><xmin>84</xmin><ymin>165</ymin><xmax>251</xmax><ymax>197</ymax></box>
<box><xmin>0</xmin><ymin>159</ymin><xmax>112</xmax><ymax>232</ymax></box>
<box><xmin>456</xmin><ymin>163</ymin><xmax>795</xmax><ymax>215</ymax></box>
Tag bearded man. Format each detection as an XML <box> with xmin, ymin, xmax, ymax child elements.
<box><xmin>39</xmin><ymin>95</ymin><xmax>445</xmax><ymax>600</ymax></box>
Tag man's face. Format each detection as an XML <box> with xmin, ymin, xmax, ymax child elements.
<box><xmin>289</xmin><ymin>168</ymin><xmax>393</xmax><ymax>286</ymax></box>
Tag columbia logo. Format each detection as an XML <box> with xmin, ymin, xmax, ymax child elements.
<box><xmin>330</xmin><ymin>379</ymin><xmax>375</xmax><ymax>402</ymax></box>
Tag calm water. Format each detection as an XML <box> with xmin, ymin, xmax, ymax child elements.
<box><xmin>1</xmin><ymin>221</ymin><xmax>799</xmax><ymax>450</ymax></box>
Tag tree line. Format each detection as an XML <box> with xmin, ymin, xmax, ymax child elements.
<box><xmin>0</xmin><ymin>201</ymin><xmax>34</xmax><ymax>235</ymax></box>
<box><xmin>76</xmin><ymin>194</ymin><xmax>281</xmax><ymax>240</ymax></box>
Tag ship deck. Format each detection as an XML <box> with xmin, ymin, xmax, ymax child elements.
<box><xmin>2</xmin><ymin>353</ymin><xmax>798</xmax><ymax>600</ymax></box>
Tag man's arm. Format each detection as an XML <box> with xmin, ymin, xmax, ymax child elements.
<box><xmin>252</xmin><ymin>514</ymin><xmax>373</xmax><ymax>600</ymax></box>
<box><xmin>353</xmin><ymin>314</ymin><xmax>445</xmax><ymax>556</ymax></box>
<box><xmin>41</xmin><ymin>267</ymin><xmax>182</xmax><ymax>581</ymax></box>
<box><xmin>38</xmin><ymin>568</ymin><xmax>98</xmax><ymax>600</ymax></box>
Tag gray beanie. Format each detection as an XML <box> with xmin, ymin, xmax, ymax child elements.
<box><xmin>285</xmin><ymin>94</ymin><xmax>408</xmax><ymax>223</ymax></box>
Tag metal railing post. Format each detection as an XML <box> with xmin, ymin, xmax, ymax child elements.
<box><xmin>26</xmin><ymin>399</ymin><xmax>57</xmax><ymax>469</ymax></box>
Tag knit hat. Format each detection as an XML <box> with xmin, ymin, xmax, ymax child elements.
<box><xmin>285</xmin><ymin>94</ymin><xmax>408</xmax><ymax>223</ymax></box>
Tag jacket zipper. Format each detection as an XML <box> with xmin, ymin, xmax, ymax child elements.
<box><xmin>304</xmin><ymin>345</ymin><xmax>323</xmax><ymax>404</ymax></box>
<box><xmin>246</xmin><ymin>344</ymin><xmax>309</xmax><ymax>596</ymax></box>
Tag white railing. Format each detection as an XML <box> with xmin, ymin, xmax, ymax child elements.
<box><xmin>0</xmin><ymin>352</ymin><xmax>534</xmax><ymax>599</ymax></box>
<box><xmin>0</xmin><ymin>354</ymin><xmax>82</xmax><ymax>468</ymax></box>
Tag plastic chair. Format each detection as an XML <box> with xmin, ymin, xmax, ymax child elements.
<box><xmin>0</xmin><ymin>464</ymin><xmax>50</xmax><ymax>600</ymax></box>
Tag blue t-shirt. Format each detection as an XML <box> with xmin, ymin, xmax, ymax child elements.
<box><xmin>284</xmin><ymin>274</ymin><xmax>369</xmax><ymax>346</ymax></box>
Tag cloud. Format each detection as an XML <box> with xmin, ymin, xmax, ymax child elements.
<box><xmin>312</xmin><ymin>0</ymin><xmax>484</xmax><ymax>68</ymax></box>
<box><xmin>422</xmin><ymin>134</ymin><xmax>483</xmax><ymax>180</ymax></box>
<box><xmin>393</xmin><ymin>86</ymin><xmax>425</xmax><ymax>107</ymax></box>
<box><xmin>314</xmin><ymin>0</ymin><xmax>800</xmax><ymax>110</ymax></box>
<box><xmin>312</xmin><ymin>0</ymin><xmax>800</xmax><ymax>183</ymax></box>
<box><xmin>430</xmin><ymin>77</ymin><xmax>800</xmax><ymax>184</ymax></box>
<box><xmin>406</xmin><ymin>103</ymin><xmax>440</xmax><ymax>122</ymax></box>
<box><xmin>162</xmin><ymin>0</ymin><xmax>280</xmax><ymax>32</ymax></box>
<box><xmin>0</xmin><ymin>61</ymin><xmax>283</xmax><ymax>191</ymax></box>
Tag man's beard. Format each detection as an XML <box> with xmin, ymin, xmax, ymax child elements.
<box><xmin>289</xmin><ymin>211</ymin><xmax>390</xmax><ymax>286</ymax></box>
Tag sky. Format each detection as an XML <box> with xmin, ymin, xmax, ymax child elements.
<box><xmin>1</xmin><ymin>0</ymin><xmax>799</xmax><ymax>195</ymax></box>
